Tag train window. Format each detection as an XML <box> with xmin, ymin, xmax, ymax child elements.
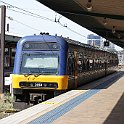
<box><xmin>89</xmin><ymin>59</ymin><xmax>93</xmax><ymax>70</ymax></box>
<box><xmin>86</xmin><ymin>59</ymin><xmax>90</xmax><ymax>71</ymax></box>
<box><xmin>81</xmin><ymin>60</ymin><xmax>86</xmax><ymax>72</ymax></box>
<box><xmin>77</xmin><ymin>52</ymin><xmax>82</xmax><ymax>73</ymax></box>
<box><xmin>99</xmin><ymin>61</ymin><xmax>102</xmax><ymax>68</ymax></box>
<box><xmin>101</xmin><ymin>60</ymin><xmax>104</xmax><ymax>68</ymax></box>
<box><xmin>23</xmin><ymin>42</ymin><xmax>59</xmax><ymax>51</ymax></box>
<box><xmin>68</xmin><ymin>58</ymin><xmax>74</xmax><ymax>75</ymax></box>
<box><xmin>77</xmin><ymin>60</ymin><xmax>82</xmax><ymax>73</ymax></box>
<box><xmin>95</xmin><ymin>59</ymin><xmax>99</xmax><ymax>70</ymax></box>
<box><xmin>20</xmin><ymin>53</ymin><xmax>59</xmax><ymax>75</ymax></box>
<box><xmin>67</xmin><ymin>52</ymin><xmax>75</xmax><ymax>75</ymax></box>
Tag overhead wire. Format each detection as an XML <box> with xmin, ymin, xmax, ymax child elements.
<box><xmin>6</xmin><ymin>16</ymin><xmax>41</xmax><ymax>31</ymax></box>
<box><xmin>7</xmin><ymin>8</ymin><xmax>40</xmax><ymax>18</ymax></box>
<box><xmin>57</xmin><ymin>22</ymin><xmax>86</xmax><ymax>38</ymax></box>
<box><xmin>1</xmin><ymin>1</ymin><xmax>54</xmax><ymax>22</ymax></box>
<box><xmin>1</xmin><ymin>0</ymin><xmax>87</xmax><ymax>39</ymax></box>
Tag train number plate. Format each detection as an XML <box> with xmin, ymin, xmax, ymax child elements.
<box><xmin>34</xmin><ymin>83</ymin><xmax>43</xmax><ymax>87</ymax></box>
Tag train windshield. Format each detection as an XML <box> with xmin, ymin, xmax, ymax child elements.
<box><xmin>20</xmin><ymin>53</ymin><xmax>59</xmax><ymax>75</ymax></box>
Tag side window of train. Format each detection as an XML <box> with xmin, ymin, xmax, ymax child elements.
<box><xmin>77</xmin><ymin>52</ymin><xmax>83</xmax><ymax>73</ymax></box>
<box><xmin>95</xmin><ymin>59</ymin><xmax>99</xmax><ymax>70</ymax></box>
<box><xmin>86</xmin><ymin>59</ymin><xmax>90</xmax><ymax>71</ymax></box>
<box><xmin>101</xmin><ymin>60</ymin><xmax>104</xmax><ymax>68</ymax></box>
<box><xmin>82</xmin><ymin>58</ymin><xmax>88</xmax><ymax>72</ymax></box>
<box><xmin>82</xmin><ymin>59</ymin><xmax>86</xmax><ymax>72</ymax></box>
<box><xmin>89</xmin><ymin>59</ymin><xmax>94</xmax><ymax>70</ymax></box>
<box><xmin>67</xmin><ymin>52</ymin><xmax>74</xmax><ymax>75</ymax></box>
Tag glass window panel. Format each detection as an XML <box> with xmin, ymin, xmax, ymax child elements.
<box><xmin>20</xmin><ymin>53</ymin><xmax>58</xmax><ymax>75</ymax></box>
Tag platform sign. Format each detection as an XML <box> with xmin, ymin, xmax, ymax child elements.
<box><xmin>104</xmin><ymin>41</ymin><xmax>109</xmax><ymax>46</ymax></box>
<box><xmin>0</xmin><ymin>5</ymin><xmax>6</xmax><ymax>95</ymax></box>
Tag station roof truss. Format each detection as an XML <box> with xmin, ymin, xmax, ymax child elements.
<box><xmin>2</xmin><ymin>33</ymin><xmax>22</xmax><ymax>47</ymax></box>
<box><xmin>37</xmin><ymin>0</ymin><xmax>124</xmax><ymax>48</ymax></box>
<box><xmin>5</xmin><ymin>33</ymin><xmax>21</xmax><ymax>42</ymax></box>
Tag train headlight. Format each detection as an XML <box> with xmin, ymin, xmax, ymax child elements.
<box><xmin>43</xmin><ymin>83</ymin><xmax>47</xmax><ymax>87</ymax></box>
<box><xmin>53</xmin><ymin>44</ymin><xmax>57</xmax><ymax>49</ymax></box>
<box><xmin>52</xmin><ymin>44</ymin><xmax>59</xmax><ymax>49</ymax></box>
<box><xmin>53</xmin><ymin>84</ymin><xmax>58</xmax><ymax>88</ymax></box>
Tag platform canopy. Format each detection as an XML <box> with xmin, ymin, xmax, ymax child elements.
<box><xmin>37</xmin><ymin>0</ymin><xmax>124</xmax><ymax>48</ymax></box>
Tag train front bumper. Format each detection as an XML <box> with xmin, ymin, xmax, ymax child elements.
<box><xmin>12</xmin><ymin>75</ymin><xmax>68</xmax><ymax>90</ymax></box>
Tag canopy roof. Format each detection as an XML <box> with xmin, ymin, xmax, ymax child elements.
<box><xmin>37</xmin><ymin>0</ymin><xmax>124</xmax><ymax>48</ymax></box>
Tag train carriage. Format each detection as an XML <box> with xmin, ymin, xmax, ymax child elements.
<box><xmin>12</xmin><ymin>34</ymin><xmax>118</xmax><ymax>109</ymax></box>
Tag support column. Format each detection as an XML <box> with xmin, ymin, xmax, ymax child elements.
<box><xmin>0</xmin><ymin>5</ymin><xmax>6</xmax><ymax>99</ymax></box>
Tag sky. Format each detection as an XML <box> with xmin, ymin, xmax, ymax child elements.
<box><xmin>1</xmin><ymin>0</ymin><xmax>123</xmax><ymax>51</ymax></box>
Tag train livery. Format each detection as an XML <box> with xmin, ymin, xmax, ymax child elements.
<box><xmin>12</xmin><ymin>34</ymin><xmax>118</xmax><ymax>109</ymax></box>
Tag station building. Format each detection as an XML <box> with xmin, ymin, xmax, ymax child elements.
<box><xmin>1</xmin><ymin>32</ymin><xmax>21</xmax><ymax>76</ymax></box>
<box><xmin>87</xmin><ymin>34</ymin><xmax>115</xmax><ymax>51</ymax></box>
<box><xmin>118</xmin><ymin>50</ymin><xmax>124</xmax><ymax>66</ymax></box>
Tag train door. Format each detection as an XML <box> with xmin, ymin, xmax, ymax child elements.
<box><xmin>67</xmin><ymin>50</ymin><xmax>78</xmax><ymax>89</ymax></box>
<box><xmin>74</xmin><ymin>50</ymin><xmax>78</xmax><ymax>88</ymax></box>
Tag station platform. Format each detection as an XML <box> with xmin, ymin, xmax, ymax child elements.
<box><xmin>0</xmin><ymin>69</ymin><xmax>124</xmax><ymax>124</ymax></box>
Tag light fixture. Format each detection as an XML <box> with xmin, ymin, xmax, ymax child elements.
<box><xmin>7</xmin><ymin>23</ymin><xmax>9</xmax><ymax>32</ymax></box>
<box><xmin>104</xmin><ymin>40</ymin><xmax>109</xmax><ymax>47</ymax></box>
<box><xmin>86</xmin><ymin>0</ymin><xmax>93</xmax><ymax>12</ymax></box>
<box><xmin>55</xmin><ymin>17</ymin><xmax>57</xmax><ymax>22</ymax></box>
<box><xmin>112</xmin><ymin>26</ymin><xmax>116</xmax><ymax>34</ymax></box>
<box><xmin>7</xmin><ymin>16</ymin><xmax>13</xmax><ymax>21</ymax></box>
<box><xmin>54</xmin><ymin>13</ymin><xmax>57</xmax><ymax>22</ymax></box>
<box><xmin>64</xmin><ymin>24</ymin><xmax>67</xmax><ymax>27</ymax></box>
<box><xmin>103</xmin><ymin>17</ymin><xmax>107</xmax><ymax>25</ymax></box>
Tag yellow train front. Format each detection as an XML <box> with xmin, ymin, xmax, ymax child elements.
<box><xmin>12</xmin><ymin>34</ymin><xmax>118</xmax><ymax>109</ymax></box>
<box><xmin>12</xmin><ymin>35</ymin><xmax>69</xmax><ymax>109</ymax></box>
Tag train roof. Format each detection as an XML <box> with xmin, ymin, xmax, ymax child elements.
<box><xmin>64</xmin><ymin>37</ymin><xmax>117</xmax><ymax>54</ymax></box>
<box><xmin>19</xmin><ymin>34</ymin><xmax>117</xmax><ymax>55</ymax></box>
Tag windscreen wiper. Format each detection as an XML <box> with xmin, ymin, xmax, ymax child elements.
<box><xmin>23</xmin><ymin>73</ymin><xmax>32</xmax><ymax>77</ymax></box>
<box><xmin>34</xmin><ymin>73</ymin><xmax>41</xmax><ymax>77</ymax></box>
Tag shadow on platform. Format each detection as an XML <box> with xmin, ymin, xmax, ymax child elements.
<box><xmin>104</xmin><ymin>92</ymin><xmax>124</xmax><ymax>124</ymax></box>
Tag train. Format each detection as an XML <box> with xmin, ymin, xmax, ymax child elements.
<box><xmin>12</xmin><ymin>34</ymin><xmax>118</xmax><ymax>109</ymax></box>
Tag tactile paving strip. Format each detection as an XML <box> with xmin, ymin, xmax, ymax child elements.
<box><xmin>29</xmin><ymin>72</ymin><xmax>124</xmax><ymax>124</ymax></box>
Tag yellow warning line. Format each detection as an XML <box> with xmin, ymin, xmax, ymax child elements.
<box><xmin>41</xmin><ymin>101</ymin><xmax>59</xmax><ymax>105</ymax></box>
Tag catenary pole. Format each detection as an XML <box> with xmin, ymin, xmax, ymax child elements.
<box><xmin>0</xmin><ymin>5</ymin><xmax>6</xmax><ymax>99</ymax></box>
